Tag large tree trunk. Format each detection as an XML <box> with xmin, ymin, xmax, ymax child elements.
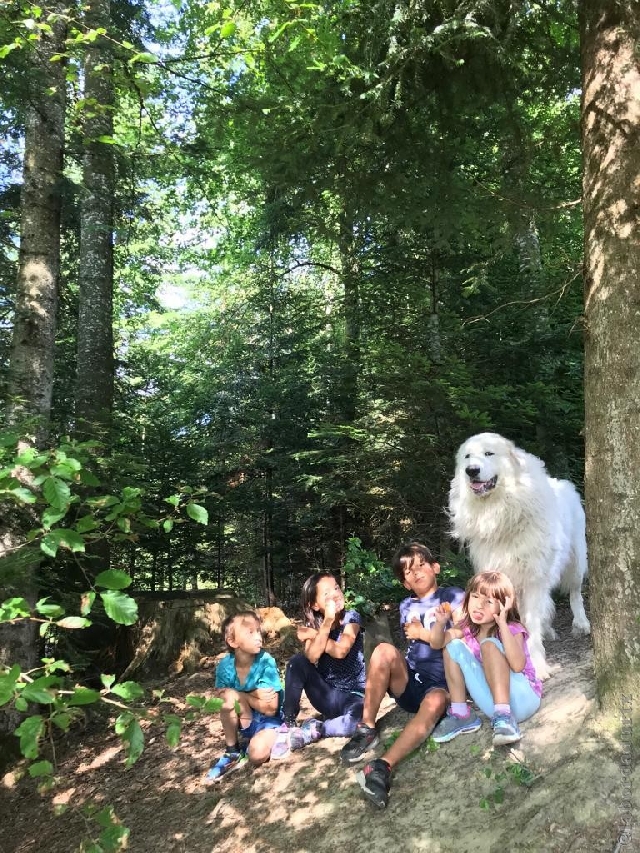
<box><xmin>6</xmin><ymin>6</ymin><xmax>67</xmax><ymax>442</ymax></box>
<box><xmin>75</xmin><ymin>0</ymin><xmax>115</xmax><ymax>443</ymax></box>
<box><xmin>1</xmin><ymin>3</ymin><xmax>68</xmax><ymax>737</ymax></box>
<box><xmin>581</xmin><ymin>0</ymin><xmax>640</xmax><ymax>725</ymax></box>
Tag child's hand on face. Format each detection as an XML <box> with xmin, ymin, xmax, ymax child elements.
<box><xmin>324</xmin><ymin>597</ymin><xmax>337</xmax><ymax>622</ymax></box>
<box><xmin>494</xmin><ymin>596</ymin><xmax>512</xmax><ymax>627</ymax></box>
<box><xmin>404</xmin><ymin>617</ymin><xmax>423</xmax><ymax>640</ymax></box>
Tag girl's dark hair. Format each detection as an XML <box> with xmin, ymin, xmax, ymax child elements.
<box><xmin>301</xmin><ymin>572</ymin><xmax>344</xmax><ymax>629</ymax></box>
<box><xmin>461</xmin><ymin>571</ymin><xmax>523</xmax><ymax>639</ymax></box>
<box><xmin>391</xmin><ymin>541</ymin><xmax>436</xmax><ymax>582</ymax></box>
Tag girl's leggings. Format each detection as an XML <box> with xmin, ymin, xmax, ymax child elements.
<box><xmin>283</xmin><ymin>653</ymin><xmax>364</xmax><ymax>737</ymax></box>
<box><xmin>446</xmin><ymin>637</ymin><xmax>541</xmax><ymax>722</ymax></box>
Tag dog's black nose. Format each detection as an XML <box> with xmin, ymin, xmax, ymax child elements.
<box><xmin>466</xmin><ymin>466</ymin><xmax>480</xmax><ymax>478</ymax></box>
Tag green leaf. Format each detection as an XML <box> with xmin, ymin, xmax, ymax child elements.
<box><xmin>22</xmin><ymin>677</ymin><xmax>59</xmax><ymax>704</ymax></box>
<box><xmin>8</xmin><ymin>487</ymin><xmax>36</xmax><ymax>504</ymax></box>
<box><xmin>95</xmin><ymin>569</ymin><xmax>132</xmax><ymax>590</ymax></box>
<box><xmin>29</xmin><ymin>760</ymin><xmax>54</xmax><ymax>778</ymax></box>
<box><xmin>220</xmin><ymin>20</ymin><xmax>236</xmax><ymax>38</ymax></box>
<box><xmin>67</xmin><ymin>687</ymin><xmax>100</xmax><ymax>706</ymax></box>
<box><xmin>51</xmin><ymin>712</ymin><xmax>72</xmax><ymax>731</ymax></box>
<box><xmin>42</xmin><ymin>507</ymin><xmax>68</xmax><ymax>529</ymax></box>
<box><xmin>185</xmin><ymin>694</ymin><xmax>205</xmax><ymax>710</ymax></box>
<box><xmin>164</xmin><ymin>714</ymin><xmax>181</xmax><ymax>748</ymax></box>
<box><xmin>15</xmin><ymin>697</ymin><xmax>28</xmax><ymax>712</ymax></box>
<box><xmin>79</xmin><ymin>469</ymin><xmax>100</xmax><ymax>486</ymax></box>
<box><xmin>43</xmin><ymin>476</ymin><xmax>71</xmax><ymax>509</ymax></box>
<box><xmin>56</xmin><ymin>616</ymin><xmax>91</xmax><ymax>630</ymax></box>
<box><xmin>0</xmin><ymin>664</ymin><xmax>20</xmax><ymax>706</ymax></box>
<box><xmin>35</xmin><ymin>598</ymin><xmax>64</xmax><ymax>619</ymax></box>
<box><xmin>110</xmin><ymin>681</ymin><xmax>144</xmax><ymax>701</ymax></box>
<box><xmin>203</xmin><ymin>697</ymin><xmax>223</xmax><ymax>713</ymax></box>
<box><xmin>0</xmin><ymin>598</ymin><xmax>31</xmax><ymax>621</ymax></box>
<box><xmin>164</xmin><ymin>494</ymin><xmax>180</xmax><ymax>507</ymax></box>
<box><xmin>100</xmin><ymin>590</ymin><xmax>138</xmax><ymax>625</ymax></box>
<box><xmin>122</xmin><ymin>718</ymin><xmax>144</xmax><ymax>767</ymax></box>
<box><xmin>75</xmin><ymin>515</ymin><xmax>98</xmax><ymax>533</ymax></box>
<box><xmin>15</xmin><ymin>715</ymin><xmax>44</xmax><ymax>758</ymax></box>
<box><xmin>40</xmin><ymin>528</ymin><xmax>85</xmax><ymax>557</ymax></box>
<box><xmin>186</xmin><ymin>503</ymin><xmax>208</xmax><ymax>525</ymax></box>
<box><xmin>163</xmin><ymin>518</ymin><xmax>174</xmax><ymax>533</ymax></box>
<box><xmin>80</xmin><ymin>591</ymin><xmax>96</xmax><ymax>616</ymax></box>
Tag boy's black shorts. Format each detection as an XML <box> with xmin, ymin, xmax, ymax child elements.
<box><xmin>389</xmin><ymin>665</ymin><xmax>447</xmax><ymax>714</ymax></box>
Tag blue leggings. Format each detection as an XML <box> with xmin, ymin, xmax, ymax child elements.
<box><xmin>283</xmin><ymin>653</ymin><xmax>363</xmax><ymax>737</ymax></box>
<box><xmin>446</xmin><ymin>638</ymin><xmax>541</xmax><ymax>722</ymax></box>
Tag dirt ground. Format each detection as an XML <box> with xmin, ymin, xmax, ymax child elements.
<box><xmin>1</xmin><ymin>604</ymin><xmax>638</xmax><ymax>853</ymax></box>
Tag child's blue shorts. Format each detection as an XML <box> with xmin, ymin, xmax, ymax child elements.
<box><xmin>239</xmin><ymin>711</ymin><xmax>282</xmax><ymax>740</ymax></box>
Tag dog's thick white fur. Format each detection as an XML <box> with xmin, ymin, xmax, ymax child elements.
<box><xmin>449</xmin><ymin>432</ymin><xmax>590</xmax><ymax>680</ymax></box>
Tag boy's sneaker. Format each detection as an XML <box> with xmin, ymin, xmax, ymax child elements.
<box><xmin>431</xmin><ymin>710</ymin><xmax>482</xmax><ymax>743</ymax></box>
<box><xmin>355</xmin><ymin>758</ymin><xmax>392</xmax><ymax>809</ymax></box>
<box><xmin>205</xmin><ymin>749</ymin><xmax>247</xmax><ymax>783</ymax></box>
<box><xmin>291</xmin><ymin>717</ymin><xmax>324</xmax><ymax>751</ymax></box>
<box><xmin>271</xmin><ymin>723</ymin><xmax>296</xmax><ymax>760</ymax></box>
<box><xmin>340</xmin><ymin>722</ymin><xmax>379</xmax><ymax>764</ymax></box>
<box><xmin>492</xmin><ymin>713</ymin><xmax>522</xmax><ymax>746</ymax></box>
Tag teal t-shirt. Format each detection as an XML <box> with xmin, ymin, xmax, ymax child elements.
<box><xmin>215</xmin><ymin>649</ymin><xmax>283</xmax><ymax>700</ymax></box>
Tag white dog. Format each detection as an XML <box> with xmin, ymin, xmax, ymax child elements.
<box><xmin>449</xmin><ymin>432</ymin><xmax>590</xmax><ymax>680</ymax></box>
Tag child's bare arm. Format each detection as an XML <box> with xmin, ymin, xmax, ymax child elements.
<box><xmin>325</xmin><ymin>622</ymin><xmax>360</xmax><ymax>659</ymax></box>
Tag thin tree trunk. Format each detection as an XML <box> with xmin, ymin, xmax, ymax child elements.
<box><xmin>75</xmin><ymin>0</ymin><xmax>115</xmax><ymax>442</ymax></box>
<box><xmin>581</xmin><ymin>0</ymin><xmax>640</xmax><ymax>724</ymax></box>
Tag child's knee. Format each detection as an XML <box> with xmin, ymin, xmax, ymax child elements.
<box><xmin>370</xmin><ymin>642</ymin><xmax>401</xmax><ymax>668</ymax></box>
<box><xmin>479</xmin><ymin>638</ymin><xmax>506</xmax><ymax>660</ymax></box>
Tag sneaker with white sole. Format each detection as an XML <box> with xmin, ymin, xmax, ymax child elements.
<box><xmin>205</xmin><ymin>748</ymin><xmax>247</xmax><ymax>783</ymax></box>
<box><xmin>340</xmin><ymin>722</ymin><xmax>379</xmax><ymax>764</ymax></box>
<box><xmin>491</xmin><ymin>713</ymin><xmax>522</xmax><ymax>746</ymax></box>
<box><xmin>431</xmin><ymin>710</ymin><xmax>482</xmax><ymax>743</ymax></box>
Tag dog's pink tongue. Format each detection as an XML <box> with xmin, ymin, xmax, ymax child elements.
<box><xmin>470</xmin><ymin>481</ymin><xmax>486</xmax><ymax>492</ymax></box>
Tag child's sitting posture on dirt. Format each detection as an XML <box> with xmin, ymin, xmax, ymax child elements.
<box><xmin>206</xmin><ymin>610</ymin><xmax>283</xmax><ymax>783</ymax></box>
<box><xmin>430</xmin><ymin>571</ymin><xmax>542</xmax><ymax>747</ymax></box>
<box><xmin>271</xmin><ymin>572</ymin><xmax>365</xmax><ymax>759</ymax></box>
<box><xmin>340</xmin><ymin>542</ymin><xmax>465</xmax><ymax>809</ymax></box>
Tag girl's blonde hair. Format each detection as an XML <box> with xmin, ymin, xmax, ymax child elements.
<box><xmin>461</xmin><ymin>571</ymin><xmax>523</xmax><ymax>638</ymax></box>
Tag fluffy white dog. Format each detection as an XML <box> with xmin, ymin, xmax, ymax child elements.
<box><xmin>449</xmin><ymin>432</ymin><xmax>590</xmax><ymax>680</ymax></box>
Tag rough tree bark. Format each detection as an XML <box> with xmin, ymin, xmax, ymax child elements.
<box><xmin>581</xmin><ymin>0</ymin><xmax>640</xmax><ymax>727</ymax></box>
<box><xmin>1</xmin><ymin>3</ymin><xmax>68</xmax><ymax>736</ymax></box>
<box><xmin>74</xmin><ymin>0</ymin><xmax>115</xmax><ymax>443</ymax></box>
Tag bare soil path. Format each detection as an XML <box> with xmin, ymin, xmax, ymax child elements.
<box><xmin>1</xmin><ymin>605</ymin><xmax>637</xmax><ymax>853</ymax></box>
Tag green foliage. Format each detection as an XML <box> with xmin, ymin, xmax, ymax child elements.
<box><xmin>343</xmin><ymin>538</ymin><xmax>404</xmax><ymax>616</ymax></box>
<box><xmin>478</xmin><ymin>752</ymin><xmax>540</xmax><ymax>810</ymax></box>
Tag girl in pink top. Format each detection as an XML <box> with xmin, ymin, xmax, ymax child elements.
<box><xmin>430</xmin><ymin>571</ymin><xmax>542</xmax><ymax>746</ymax></box>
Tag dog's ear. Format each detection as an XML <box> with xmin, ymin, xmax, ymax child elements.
<box><xmin>508</xmin><ymin>442</ymin><xmax>527</xmax><ymax>470</ymax></box>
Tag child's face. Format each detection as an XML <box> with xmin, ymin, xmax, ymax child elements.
<box><xmin>228</xmin><ymin>616</ymin><xmax>263</xmax><ymax>654</ymax></box>
<box><xmin>402</xmin><ymin>558</ymin><xmax>440</xmax><ymax>597</ymax></box>
<box><xmin>312</xmin><ymin>576</ymin><xmax>344</xmax><ymax>615</ymax></box>
<box><xmin>467</xmin><ymin>590</ymin><xmax>501</xmax><ymax>626</ymax></box>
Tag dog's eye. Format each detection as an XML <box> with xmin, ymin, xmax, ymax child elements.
<box><xmin>484</xmin><ymin>451</ymin><xmax>494</xmax><ymax>457</ymax></box>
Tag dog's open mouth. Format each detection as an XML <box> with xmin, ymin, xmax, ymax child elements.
<box><xmin>468</xmin><ymin>475</ymin><xmax>497</xmax><ymax>495</ymax></box>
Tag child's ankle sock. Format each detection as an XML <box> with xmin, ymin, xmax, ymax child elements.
<box><xmin>494</xmin><ymin>703</ymin><xmax>511</xmax><ymax>716</ymax></box>
<box><xmin>450</xmin><ymin>702</ymin><xmax>470</xmax><ymax>718</ymax></box>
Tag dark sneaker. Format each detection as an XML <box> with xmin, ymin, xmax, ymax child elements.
<box><xmin>291</xmin><ymin>717</ymin><xmax>324</xmax><ymax>751</ymax></box>
<box><xmin>431</xmin><ymin>711</ymin><xmax>482</xmax><ymax>743</ymax></box>
<box><xmin>355</xmin><ymin>758</ymin><xmax>392</xmax><ymax>809</ymax></box>
<box><xmin>205</xmin><ymin>749</ymin><xmax>247</xmax><ymax>783</ymax></box>
<box><xmin>492</xmin><ymin>713</ymin><xmax>522</xmax><ymax>746</ymax></box>
<box><xmin>340</xmin><ymin>722</ymin><xmax>379</xmax><ymax>764</ymax></box>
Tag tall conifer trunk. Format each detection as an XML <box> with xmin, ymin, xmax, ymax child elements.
<box><xmin>75</xmin><ymin>0</ymin><xmax>115</xmax><ymax>443</ymax></box>
<box><xmin>1</xmin><ymin>3</ymin><xmax>68</xmax><ymax>735</ymax></box>
<box><xmin>581</xmin><ymin>0</ymin><xmax>640</xmax><ymax>725</ymax></box>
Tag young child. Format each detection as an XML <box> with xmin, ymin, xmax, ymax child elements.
<box><xmin>206</xmin><ymin>610</ymin><xmax>283</xmax><ymax>783</ymax></box>
<box><xmin>271</xmin><ymin>572</ymin><xmax>366</xmax><ymax>759</ymax></box>
<box><xmin>430</xmin><ymin>570</ymin><xmax>542</xmax><ymax>747</ymax></box>
<box><xmin>341</xmin><ymin>541</ymin><xmax>465</xmax><ymax>809</ymax></box>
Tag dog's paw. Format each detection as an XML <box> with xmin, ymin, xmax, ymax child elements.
<box><xmin>571</xmin><ymin>619</ymin><xmax>591</xmax><ymax>636</ymax></box>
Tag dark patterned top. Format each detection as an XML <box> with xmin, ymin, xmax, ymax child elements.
<box><xmin>316</xmin><ymin>609</ymin><xmax>366</xmax><ymax>693</ymax></box>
